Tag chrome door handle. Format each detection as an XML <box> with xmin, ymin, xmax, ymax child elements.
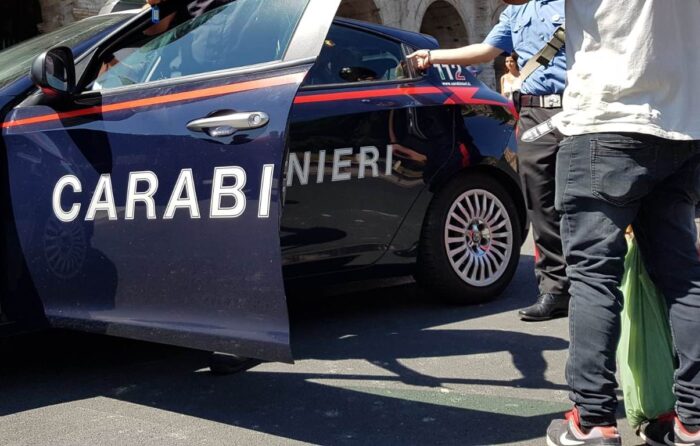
<box><xmin>186</xmin><ymin>111</ymin><xmax>270</xmax><ymax>137</ymax></box>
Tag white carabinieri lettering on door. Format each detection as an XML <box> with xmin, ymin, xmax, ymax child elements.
<box><xmin>51</xmin><ymin>145</ymin><xmax>396</xmax><ymax>223</ymax></box>
<box><xmin>286</xmin><ymin>145</ymin><xmax>394</xmax><ymax>186</ymax></box>
<box><xmin>52</xmin><ymin>165</ymin><xmax>276</xmax><ymax>222</ymax></box>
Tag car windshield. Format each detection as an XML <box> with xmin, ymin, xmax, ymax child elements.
<box><xmin>0</xmin><ymin>13</ymin><xmax>131</xmax><ymax>90</ymax></box>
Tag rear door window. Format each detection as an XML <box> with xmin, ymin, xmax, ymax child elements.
<box><xmin>304</xmin><ymin>24</ymin><xmax>410</xmax><ymax>86</ymax></box>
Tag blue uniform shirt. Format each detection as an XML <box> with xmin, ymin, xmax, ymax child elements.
<box><xmin>484</xmin><ymin>0</ymin><xmax>566</xmax><ymax>96</ymax></box>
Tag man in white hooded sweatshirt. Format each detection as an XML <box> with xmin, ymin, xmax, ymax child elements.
<box><xmin>544</xmin><ymin>1</ymin><xmax>700</xmax><ymax>446</ymax></box>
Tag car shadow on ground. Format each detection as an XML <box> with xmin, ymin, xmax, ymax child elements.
<box><xmin>287</xmin><ymin>259</ymin><xmax>568</xmax><ymax>391</ymax></box>
<box><xmin>0</xmin><ymin>254</ymin><xmax>629</xmax><ymax>445</ymax></box>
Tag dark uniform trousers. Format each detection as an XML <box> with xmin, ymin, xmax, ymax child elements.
<box><xmin>516</xmin><ymin>106</ymin><xmax>570</xmax><ymax>296</ymax></box>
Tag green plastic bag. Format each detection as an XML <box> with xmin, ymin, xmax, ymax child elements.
<box><xmin>618</xmin><ymin>238</ymin><xmax>676</xmax><ymax>428</ymax></box>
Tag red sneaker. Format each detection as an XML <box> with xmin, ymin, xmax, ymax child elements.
<box><xmin>546</xmin><ymin>408</ymin><xmax>621</xmax><ymax>446</ymax></box>
<box><xmin>671</xmin><ymin>416</ymin><xmax>700</xmax><ymax>445</ymax></box>
<box><xmin>637</xmin><ymin>412</ymin><xmax>675</xmax><ymax>446</ymax></box>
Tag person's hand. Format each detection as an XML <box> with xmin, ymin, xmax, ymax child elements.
<box><xmin>407</xmin><ymin>50</ymin><xmax>432</xmax><ymax>71</ymax></box>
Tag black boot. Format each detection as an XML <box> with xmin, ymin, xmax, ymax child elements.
<box><xmin>518</xmin><ymin>293</ymin><xmax>569</xmax><ymax>321</ymax></box>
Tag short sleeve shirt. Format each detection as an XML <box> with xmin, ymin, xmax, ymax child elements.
<box><xmin>484</xmin><ymin>0</ymin><xmax>566</xmax><ymax>96</ymax></box>
<box><xmin>555</xmin><ymin>0</ymin><xmax>700</xmax><ymax>140</ymax></box>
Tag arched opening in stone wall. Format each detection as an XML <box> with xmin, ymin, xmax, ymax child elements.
<box><xmin>420</xmin><ymin>1</ymin><xmax>468</xmax><ymax>49</ymax></box>
<box><xmin>1</xmin><ymin>0</ymin><xmax>42</xmax><ymax>49</ymax></box>
<box><xmin>337</xmin><ymin>0</ymin><xmax>382</xmax><ymax>24</ymax></box>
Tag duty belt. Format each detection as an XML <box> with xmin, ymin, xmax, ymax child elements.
<box><xmin>520</xmin><ymin>94</ymin><xmax>562</xmax><ymax>109</ymax></box>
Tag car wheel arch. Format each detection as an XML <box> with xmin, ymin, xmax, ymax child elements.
<box><xmin>428</xmin><ymin>163</ymin><xmax>528</xmax><ymax>244</ymax></box>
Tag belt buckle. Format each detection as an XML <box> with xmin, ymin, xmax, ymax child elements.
<box><xmin>541</xmin><ymin>95</ymin><xmax>561</xmax><ymax>108</ymax></box>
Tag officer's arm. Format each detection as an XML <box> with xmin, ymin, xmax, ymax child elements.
<box><xmin>408</xmin><ymin>44</ymin><xmax>502</xmax><ymax>71</ymax></box>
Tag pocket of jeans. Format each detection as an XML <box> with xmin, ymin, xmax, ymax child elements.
<box><xmin>590</xmin><ymin>138</ymin><xmax>655</xmax><ymax>207</ymax></box>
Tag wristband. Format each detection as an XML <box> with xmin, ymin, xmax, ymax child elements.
<box><xmin>427</xmin><ymin>50</ymin><xmax>432</xmax><ymax>65</ymax></box>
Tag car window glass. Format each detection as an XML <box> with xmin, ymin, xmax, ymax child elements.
<box><xmin>0</xmin><ymin>14</ymin><xmax>128</xmax><ymax>90</ymax></box>
<box><xmin>88</xmin><ymin>0</ymin><xmax>308</xmax><ymax>91</ymax></box>
<box><xmin>304</xmin><ymin>24</ymin><xmax>409</xmax><ymax>86</ymax></box>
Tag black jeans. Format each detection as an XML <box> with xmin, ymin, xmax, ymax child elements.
<box><xmin>555</xmin><ymin>133</ymin><xmax>700</xmax><ymax>427</ymax></box>
<box><xmin>517</xmin><ymin>106</ymin><xmax>570</xmax><ymax>296</ymax></box>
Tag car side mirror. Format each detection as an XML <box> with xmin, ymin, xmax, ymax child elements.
<box><xmin>31</xmin><ymin>46</ymin><xmax>76</xmax><ymax>97</ymax></box>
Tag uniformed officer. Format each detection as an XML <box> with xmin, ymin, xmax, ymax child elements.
<box><xmin>409</xmin><ymin>0</ymin><xmax>569</xmax><ymax>321</ymax></box>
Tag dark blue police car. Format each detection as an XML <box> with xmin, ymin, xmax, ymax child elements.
<box><xmin>0</xmin><ymin>0</ymin><xmax>524</xmax><ymax>363</ymax></box>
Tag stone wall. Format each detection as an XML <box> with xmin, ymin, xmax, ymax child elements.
<box><xmin>37</xmin><ymin>0</ymin><xmax>108</xmax><ymax>33</ymax></box>
<box><xmin>74</xmin><ymin>0</ymin><xmax>108</xmax><ymax>20</ymax></box>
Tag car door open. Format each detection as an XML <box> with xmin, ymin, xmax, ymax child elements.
<box><xmin>1</xmin><ymin>0</ymin><xmax>340</xmax><ymax>363</ymax></box>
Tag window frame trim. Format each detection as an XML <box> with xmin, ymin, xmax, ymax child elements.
<box><xmin>74</xmin><ymin>57</ymin><xmax>316</xmax><ymax>101</ymax></box>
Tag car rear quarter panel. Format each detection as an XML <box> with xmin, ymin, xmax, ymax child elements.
<box><xmin>378</xmin><ymin>68</ymin><xmax>523</xmax><ymax>267</ymax></box>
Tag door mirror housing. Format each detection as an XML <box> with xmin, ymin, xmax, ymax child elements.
<box><xmin>31</xmin><ymin>47</ymin><xmax>76</xmax><ymax>97</ymax></box>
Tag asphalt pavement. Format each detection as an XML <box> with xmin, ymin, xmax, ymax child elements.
<box><xmin>0</xmin><ymin>235</ymin><xmax>642</xmax><ymax>445</ymax></box>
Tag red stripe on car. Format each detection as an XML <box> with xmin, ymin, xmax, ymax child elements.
<box><xmin>294</xmin><ymin>86</ymin><xmax>445</xmax><ymax>104</ymax></box>
<box><xmin>2</xmin><ymin>72</ymin><xmax>306</xmax><ymax>130</ymax></box>
<box><xmin>295</xmin><ymin>85</ymin><xmax>513</xmax><ymax>115</ymax></box>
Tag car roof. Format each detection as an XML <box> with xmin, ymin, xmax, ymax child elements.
<box><xmin>333</xmin><ymin>17</ymin><xmax>439</xmax><ymax>50</ymax></box>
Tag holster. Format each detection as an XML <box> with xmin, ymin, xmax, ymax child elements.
<box><xmin>512</xmin><ymin>90</ymin><xmax>522</xmax><ymax>114</ymax></box>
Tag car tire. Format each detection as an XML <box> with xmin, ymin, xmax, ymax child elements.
<box><xmin>417</xmin><ymin>172</ymin><xmax>522</xmax><ymax>305</ymax></box>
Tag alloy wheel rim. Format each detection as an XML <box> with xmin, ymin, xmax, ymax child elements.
<box><xmin>443</xmin><ymin>189</ymin><xmax>513</xmax><ymax>287</ymax></box>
